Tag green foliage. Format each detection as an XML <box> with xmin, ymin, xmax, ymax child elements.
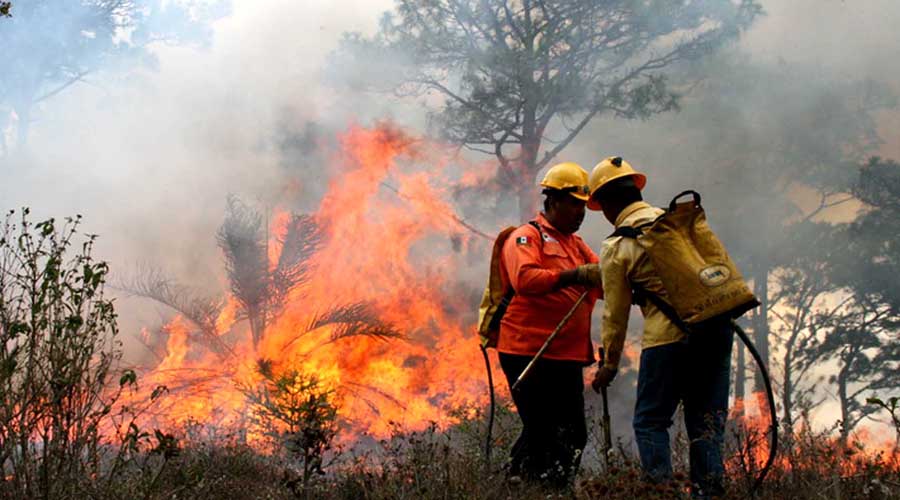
<box><xmin>244</xmin><ymin>363</ymin><xmax>339</xmax><ymax>491</ymax></box>
<box><xmin>840</xmin><ymin>157</ymin><xmax>900</xmax><ymax>309</ymax></box>
<box><xmin>0</xmin><ymin>209</ymin><xmax>124</xmax><ymax>497</ymax></box>
<box><xmin>0</xmin><ymin>208</ymin><xmax>118</xmax><ymax>496</ymax></box>
<box><xmin>0</xmin><ymin>208</ymin><xmax>181</xmax><ymax>499</ymax></box>
<box><xmin>0</xmin><ymin>2</ymin><xmax>10</xmax><ymax>18</ymax></box>
<box><xmin>763</xmin><ymin>158</ymin><xmax>900</xmax><ymax>438</ymax></box>
<box><xmin>796</xmin><ymin>158</ymin><xmax>900</xmax><ymax>441</ymax></box>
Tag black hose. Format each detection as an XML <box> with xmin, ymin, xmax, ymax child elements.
<box><xmin>732</xmin><ymin>320</ymin><xmax>778</xmax><ymax>495</ymax></box>
<box><xmin>480</xmin><ymin>344</ymin><xmax>495</xmax><ymax>471</ymax></box>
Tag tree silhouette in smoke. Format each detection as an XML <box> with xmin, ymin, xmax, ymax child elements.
<box><xmin>617</xmin><ymin>51</ymin><xmax>899</xmax><ymax>424</ymax></box>
<box><xmin>820</xmin><ymin>158</ymin><xmax>900</xmax><ymax>445</ymax></box>
<box><xmin>336</xmin><ymin>0</ymin><xmax>761</xmax><ymax>220</ymax></box>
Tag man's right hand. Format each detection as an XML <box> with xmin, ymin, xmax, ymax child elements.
<box><xmin>592</xmin><ymin>366</ymin><xmax>618</xmax><ymax>392</ymax></box>
<box><xmin>574</xmin><ymin>263</ymin><xmax>602</xmax><ymax>287</ymax></box>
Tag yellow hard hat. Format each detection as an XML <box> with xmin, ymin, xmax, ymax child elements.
<box><xmin>540</xmin><ymin>162</ymin><xmax>590</xmax><ymax>201</ymax></box>
<box><xmin>587</xmin><ymin>156</ymin><xmax>647</xmax><ymax>211</ymax></box>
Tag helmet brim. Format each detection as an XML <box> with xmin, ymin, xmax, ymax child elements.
<box><xmin>587</xmin><ymin>172</ymin><xmax>647</xmax><ymax>211</ymax></box>
<box><xmin>541</xmin><ymin>184</ymin><xmax>591</xmax><ymax>201</ymax></box>
<box><xmin>569</xmin><ymin>191</ymin><xmax>590</xmax><ymax>201</ymax></box>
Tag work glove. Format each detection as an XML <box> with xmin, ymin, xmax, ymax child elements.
<box><xmin>592</xmin><ymin>366</ymin><xmax>618</xmax><ymax>393</ymax></box>
<box><xmin>574</xmin><ymin>263</ymin><xmax>602</xmax><ymax>287</ymax></box>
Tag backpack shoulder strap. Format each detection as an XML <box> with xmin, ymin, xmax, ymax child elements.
<box><xmin>611</xmin><ymin>226</ymin><xmax>642</xmax><ymax>239</ymax></box>
<box><xmin>632</xmin><ymin>284</ymin><xmax>693</xmax><ymax>334</ymax></box>
<box><xmin>526</xmin><ymin>220</ymin><xmax>544</xmax><ymax>246</ymax></box>
<box><xmin>610</xmin><ymin>221</ymin><xmax>655</xmax><ymax>239</ymax></box>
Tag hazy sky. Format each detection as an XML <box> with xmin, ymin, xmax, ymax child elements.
<box><xmin>4</xmin><ymin>0</ymin><xmax>899</xmax><ymax>263</ymax></box>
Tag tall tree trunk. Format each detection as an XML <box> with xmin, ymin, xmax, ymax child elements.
<box><xmin>734</xmin><ymin>318</ymin><xmax>746</xmax><ymax>418</ymax></box>
<box><xmin>249</xmin><ymin>308</ymin><xmax>265</xmax><ymax>348</ymax></box>
<box><xmin>517</xmin><ymin>181</ymin><xmax>538</xmax><ymax>222</ymax></box>
<box><xmin>837</xmin><ymin>363</ymin><xmax>850</xmax><ymax>449</ymax></box>
<box><xmin>782</xmin><ymin>344</ymin><xmax>793</xmax><ymax>432</ymax></box>
<box><xmin>753</xmin><ymin>263</ymin><xmax>771</xmax><ymax>394</ymax></box>
<box><xmin>516</xmin><ymin>136</ymin><xmax>541</xmax><ymax>222</ymax></box>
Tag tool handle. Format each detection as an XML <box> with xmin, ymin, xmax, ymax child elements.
<box><xmin>511</xmin><ymin>290</ymin><xmax>589</xmax><ymax>392</ymax></box>
<box><xmin>600</xmin><ymin>385</ymin><xmax>613</xmax><ymax>469</ymax></box>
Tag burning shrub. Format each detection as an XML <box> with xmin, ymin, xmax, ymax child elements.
<box><xmin>244</xmin><ymin>360</ymin><xmax>339</xmax><ymax>491</ymax></box>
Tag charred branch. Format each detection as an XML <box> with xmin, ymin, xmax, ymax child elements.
<box><xmin>218</xmin><ymin>195</ymin><xmax>269</xmax><ymax>346</ymax></box>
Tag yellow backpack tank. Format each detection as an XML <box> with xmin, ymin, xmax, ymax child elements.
<box><xmin>614</xmin><ymin>190</ymin><xmax>759</xmax><ymax>325</ymax></box>
<box><xmin>477</xmin><ymin>221</ymin><xmax>547</xmax><ymax>347</ymax></box>
<box><xmin>477</xmin><ymin>226</ymin><xmax>517</xmax><ymax>348</ymax></box>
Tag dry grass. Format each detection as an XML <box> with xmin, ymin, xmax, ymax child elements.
<box><xmin>9</xmin><ymin>408</ymin><xmax>897</xmax><ymax>500</ymax></box>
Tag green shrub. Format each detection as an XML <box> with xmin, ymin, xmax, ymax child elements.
<box><xmin>0</xmin><ymin>209</ymin><xmax>125</xmax><ymax>498</ymax></box>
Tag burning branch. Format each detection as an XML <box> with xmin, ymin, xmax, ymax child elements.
<box><xmin>306</xmin><ymin>302</ymin><xmax>403</xmax><ymax>345</ymax></box>
<box><xmin>270</xmin><ymin>213</ymin><xmax>324</xmax><ymax>314</ymax></box>
<box><xmin>117</xmin><ymin>265</ymin><xmax>232</xmax><ymax>357</ymax></box>
<box><xmin>219</xmin><ymin>198</ymin><xmax>329</xmax><ymax>347</ymax></box>
<box><xmin>379</xmin><ymin>181</ymin><xmax>492</xmax><ymax>241</ymax></box>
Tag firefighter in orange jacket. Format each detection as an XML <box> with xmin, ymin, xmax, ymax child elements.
<box><xmin>497</xmin><ymin>162</ymin><xmax>603</xmax><ymax>487</ymax></box>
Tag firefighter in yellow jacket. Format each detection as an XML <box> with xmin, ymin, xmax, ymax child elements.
<box><xmin>588</xmin><ymin>157</ymin><xmax>734</xmax><ymax>499</ymax></box>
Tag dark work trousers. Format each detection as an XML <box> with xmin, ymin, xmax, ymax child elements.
<box><xmin>632</xmin><ymin>320</ymin><xmax>734</xmax><ymax>498</ymax></box>
<box><xmin>499</xmin><ymin>353</ymin><xmax>587</xmax><ymax>488</ymax></box>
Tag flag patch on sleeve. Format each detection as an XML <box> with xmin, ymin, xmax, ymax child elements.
<box><xmin>516</xmin><ymin>236</ymin><xmax>529</xmax><ymax>245</ymax></box>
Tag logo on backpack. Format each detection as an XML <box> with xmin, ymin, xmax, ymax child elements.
<box><xmin>698</xmin><ymin>264</ymin><xmax>731</xmax><ymax>287</ymax></box>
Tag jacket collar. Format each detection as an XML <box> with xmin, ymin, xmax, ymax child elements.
<box><xmin>535</xmin><ymin>212</ymin><xmax>566</xmax><ymax>239</ymax></box>
<box><xmin>614</xmin><ymin>201</ymin><xmax>653</xmax><ymax>228</ymax></box>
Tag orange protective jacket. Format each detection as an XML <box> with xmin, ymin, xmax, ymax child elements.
<box><xmin>496</xmin><ymin>213</ymin><xmax>601</xmax><ymax>364</ymax></box>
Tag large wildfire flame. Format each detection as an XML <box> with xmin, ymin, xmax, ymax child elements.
<box><xmin>131</xmin><ymin>124</ymin><xmax>496</xmax><ymax>440</ymax></box>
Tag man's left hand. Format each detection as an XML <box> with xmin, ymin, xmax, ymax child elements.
<box><xmin>574</xmin><ymin>263</ymin><xmax>602</xmax><ymax>287</ymax></box>
<box><xmin>592</xmin><ymin>366</ymin><xmax>618</xmax><ymax>393</ymax></box>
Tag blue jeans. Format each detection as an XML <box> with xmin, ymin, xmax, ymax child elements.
<box><xmin>633</xmin><ymin>321</ymin><xmax>733</xmax><ymax>496</ymax></box>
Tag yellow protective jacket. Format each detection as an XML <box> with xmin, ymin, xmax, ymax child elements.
<box><xmin>599</xmin><ymin>201</ymin><xmax>685</xmax><ymax>369</ymax></box>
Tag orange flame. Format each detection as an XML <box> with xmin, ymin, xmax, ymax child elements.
<box><xmin>130</xmin><ymin>123</ymin><xmax>495</xmax><ymax>441</ymax></box>
<box><xmin>728</xmin><ymin>393</ymin><xmax>900</xmax><ymax>477</ymax></box>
